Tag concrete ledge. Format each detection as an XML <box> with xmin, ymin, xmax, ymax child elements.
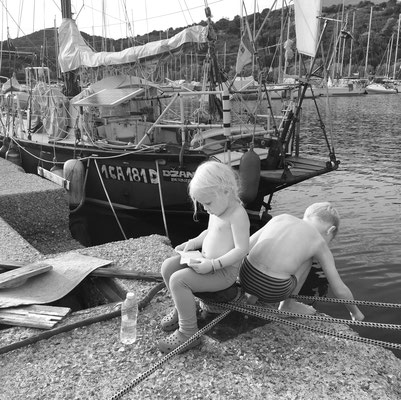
<box><xmin>0</xmin><ymin>157</ymin><xmax>81</xmax><ymax>254</ymax></box>
<box><xmin>0</xmin><ymin>217</ymin><xmax>41</xmax><ymax>263</ymax></box>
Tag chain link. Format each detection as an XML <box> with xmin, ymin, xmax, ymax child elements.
<box><xmin>290</xmin><ymin>294</ymin><xmax>401</xmax><ymax>308</ymax></box>
<box><xmin>238</xmin><ymin>302</ymin><xmax>401</xmax><ymax>330</ymax></box>
<box><xmin>206</xmin><ymin>300</ymin><xmax>401</xmax><ymax>351</ymax></box>
<box><xmin>109</xmin><ymin>294</ymin><xmax>401</xmax><ymax>399</ymax></box>
<box><xmin>109</xmin><ymin>309</ymin><xmax>233</xmax><ymax>400</ymax></box>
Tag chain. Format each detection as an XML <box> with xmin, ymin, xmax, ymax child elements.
<box><xmin>290</xmin><ymin>294</ymin><xmax>401</xmax><ymax>308</ymax></box>
<box><xmin>205</xmin><ymin>300</ymin><xmax>401</xmax><ymax>351</ymax></box>
<box><xmin>235</xmin><ymin>302</ymin><xmax>401</xmax><ymax>330</ymax></box>
<box><xmin>109</xmin><ymin>309</ymin><xmax>233</xmax><ymax>400</ymax></box>
<box><xmin>109</xmin><ymin>293</ymin><xmax>401</xmax><ymax>398</ymax></box>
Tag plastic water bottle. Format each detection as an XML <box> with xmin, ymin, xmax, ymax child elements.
<box><xmin>120</xmin><ymin>292</ymin><xmax>138</xmax><ymax>344</ymax></box>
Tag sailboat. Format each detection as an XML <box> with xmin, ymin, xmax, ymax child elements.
<box><xmin>0</xmin><ymin>0</ymin><xmax>339</xmax><ymax>234</ymax></box>
<box><xmin>364</xmin><ymin>6</ymin><xmax>398</xmax><ymax>95</ymax></box>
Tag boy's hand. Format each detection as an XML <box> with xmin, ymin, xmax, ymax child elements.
<box><xmin>350</xmin><ymin>309</ymin><xmax>365</xmax><ymax>321</ymax></box>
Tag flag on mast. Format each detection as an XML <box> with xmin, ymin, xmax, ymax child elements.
<box><xmin>294</xmin><ymin>0</ymin><xmax>322</xmax><ymax>57</ymax></box>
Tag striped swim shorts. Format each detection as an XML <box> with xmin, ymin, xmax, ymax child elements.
<box><xmin>239</xmin><ymin>257</ymin><xmax>297</xmax><ymax>303</ymax></box>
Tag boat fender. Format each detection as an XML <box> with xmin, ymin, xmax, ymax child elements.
<box><xmin>63</xmin><ymin>159</ymin><xmax>85</xmax><ymax>208</ymax></box>
<box><xmin>5</xmin><ymin>141</ymin><xmax>22</xmax><ymax>167</ymax></box>
<box><xmin>0</xmin><ymin>136</ymin><xmax>11</xmax><ymax>159</ymax></box>
<box><xmin>239</xmin><ymin>147</ymin><xmax>261</xmax><ymax>205</ymax></box>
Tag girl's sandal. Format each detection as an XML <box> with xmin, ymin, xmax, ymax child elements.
<box><xmin>160</xmin><ymin>308</ymin><xmax>179</xmax><ymax>332</ymax></box>
<box><xmin>158</xmin><ymin>330</ymin><xmax>201</xmax><ymax>354</ymax></box>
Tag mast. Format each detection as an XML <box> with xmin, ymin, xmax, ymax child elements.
<box><xmin>61</xmin><ymin>0</ymin><xmax>72</xmax><ymax>19</ymax></box>
<box><xmin>60</xmin><ymin>0</ymin><xmax>80</xmax><ymax>97</ymax></box>
<box><xmin>347</xmin><ymin>11</ymin><xmax>355</xmax><ymax>77</ymax></box>
<box><xmin>393</xmin><ymin>13</ymin><xmax>401</xmax><ymax>79</ymax></box>
<box><xmin>364</xmin><ymin>6</ymin><xmax>373</xmax><ymax>78</ymax></box>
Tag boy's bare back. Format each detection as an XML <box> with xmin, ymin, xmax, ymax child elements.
<box><xmin>248</xmin><ymin>214</ymin><xmax>325</xmax><ymax>277</ymax></box>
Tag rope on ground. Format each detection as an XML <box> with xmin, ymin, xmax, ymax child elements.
<box><xmin>290</xmin><ymin>294</ymin><xmax>401</xmax><ymax>308</ymax></box>
<box><xmin>205</xmin><ymin>300</ymin><xmax>401</xmax><ymax>351</ymax></box>
<box><xmin>108</xmin><ymin>309</ymin><xmax>233</xmax><ymax>400</ymax></box>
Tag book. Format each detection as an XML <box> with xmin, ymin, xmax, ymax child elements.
<box><xmin>176</xmin><ymin>250</ymin><xmax>203</xmax><ymax>264</ymax></box>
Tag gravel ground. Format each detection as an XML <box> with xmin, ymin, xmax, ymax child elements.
<box><xmin>1</xmin><ymin>158</ymin><xmax>401</xmax><ymax>399</ymax></box>
<box><xmin>1</xmin><ymin>235</ymin><xmax>401</xmax><ymax>400</ymax></box>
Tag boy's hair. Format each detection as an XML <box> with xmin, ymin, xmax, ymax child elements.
<box><xmin>304</xmin><ymin>202</ymin><xmax>340</xmax><ymax>237</ymax></box>
<box><xmin>188</xmin><ymin>161</ymin><xmax>241</xmax><ymax>214</ymax></box>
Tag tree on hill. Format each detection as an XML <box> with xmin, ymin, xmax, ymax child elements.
<box><xmin>1</xmin><ymin>0</ymin><xmax>401</xmax><ymax>82</ymax></box>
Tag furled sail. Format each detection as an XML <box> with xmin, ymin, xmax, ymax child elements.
<box><xmin>294</xmin><ymin>0</ymin><xmax>322</xmax><ymax>57</ymax></box>
<box><xmin>58</xmin><ymin>19</ymin><xmax>209</xmax><ymax>73</ymax></box>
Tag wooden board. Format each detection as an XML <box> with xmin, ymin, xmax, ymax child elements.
<box><xmin>0</xmin><ymin>261</ymin><xmax>162</xmax><ymax>282</ymax></box>
<box><xmin>0</xmin><ymin>263</ymin><xmax>53</xmax><ymax>289</ymax></box>
<box><xmin>37</xmin><ymin>166</ymin><xmax>70</xmax><ymax>190</ymax></box>
<box><xmin>0</xmin><ymin>304</ymin><xmax>71</xmax><ymax>329</ymax></box>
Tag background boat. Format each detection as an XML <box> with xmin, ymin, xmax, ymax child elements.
<box><xmin>365</xmin><ymin>81</ymin><xmax>398</xmax><ymax>94</ymax></box>
<box><xmin>0</xmin><ymin>0</ymin><xmax>343</xmax><ymax>235</ymax></box>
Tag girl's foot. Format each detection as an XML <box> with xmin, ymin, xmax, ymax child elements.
<box><xmin>160</xmin><ymin>308</ymin><xmax>179</xmax><ymax>332</ymax></box>
<box><xmin>158</xmin><ymin>330</ymin><xmax>201</xmax><ymax>354</ymax></box>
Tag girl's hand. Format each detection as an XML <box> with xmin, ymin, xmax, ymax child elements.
<box><xmin>183</xmin><ymin>239</ymin><xmax>198</xmax><ymax>252</ymax></box>
<box><xmin>188</xmin><ymin>258</ymin><xmax>213</xmax><ymax>274</ymax></box>
<box><xmin>175</xmin><ymin>239</ymin><xmax>196</xmax><ymax>252</ymax></box>
<box><xmin>174</xmin><ymin>242</ymin><xmax>186</xmax><ymax>252</ymax></box>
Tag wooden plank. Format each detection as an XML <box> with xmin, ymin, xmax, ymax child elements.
<box><xmin>37</xmin><ymin>166</ymin><xmax>70</xmax><ymax>190</ymax></box>
<box><xmin>18</xmin><ymin>304</ymin><xmax>71</xmax><ymax>317</ymax></box>
<box><xmin>0</xmin><ymin>304</ymin><xmax>71</xmax><ymax>329</ymax></box>
<box><xmin>0</xmin><ymin>261</ymin><xmax>162</xmax><ymax>282</ymax></box>
<box><xmin>0</xmin><ymin>260</ymin><xmax>25</xmax><ymax>270</ymax></box>
<box><xmin>91</xmin><ymin>268</ymin><xmax>162</xmax><ymax>281</ymax></box>
<box><xmin>0</xmin><ymin>263</ymin><xmax>53</xmax><ymax>289</ymax></box>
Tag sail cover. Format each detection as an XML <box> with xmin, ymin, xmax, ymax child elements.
<box><xmin>294</xmin><ymin>0</ymin><xmax>322</xmax><ymax>57</ymax></box>
<box><xmin>58</xmin><ymin>19</ymin><xmax>209</xmax><ymax>73</ymax></box>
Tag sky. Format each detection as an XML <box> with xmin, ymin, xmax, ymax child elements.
<box><xmin>0</xmin><ymin>0</ymin><xmax>279</xmax><ymax>41</ymax></box>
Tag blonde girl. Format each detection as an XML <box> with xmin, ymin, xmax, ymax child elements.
<box><xmin>158</xmin><ymin>161</ymin><xmax>250</xmax><ymax>353</ymax></box>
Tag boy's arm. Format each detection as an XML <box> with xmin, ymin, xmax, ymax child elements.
<box><xmin>315</xmin><ymin>245</ymin><xmax>365</xmax><ymax>321</ymax></box>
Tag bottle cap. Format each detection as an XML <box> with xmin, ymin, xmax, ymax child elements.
<box><xmin>126</xmin><ymin>292</ymin><xmax>135</xmax><ymax>300</ymax></box>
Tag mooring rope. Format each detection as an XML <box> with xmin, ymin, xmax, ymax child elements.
<box><xmin>108</xmin><ymin>309</ymin><xmax>233</xmax><ymax>400</ymax></box>
<box><xmin>93</xmin><ymin>158</ymin><xmax>127</xmax><ymax>240</ymax></box>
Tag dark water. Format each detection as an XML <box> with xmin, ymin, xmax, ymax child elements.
<box><xmin>71</xmin><ymin>94</ymin><xmax>401</xmax><ymax>357</ymax></box>
<box><xmin>272</xmin><ymin>94</ymin><xmax>401</xmax><ymax>357</ymax></box>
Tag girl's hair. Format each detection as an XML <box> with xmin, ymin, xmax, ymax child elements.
<box><xmin>188</xmin><ymin>161</ymin><xmax>241</xmax><ymax>215</ymax></box>
<box><xmin>304</xmin><ymin>202</ymin><xmax>340</xmax><ymax>237</ymax></box>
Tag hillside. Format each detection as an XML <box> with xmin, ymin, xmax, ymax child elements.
<box><xmin>1</xmin><ymin>0</ymin><xmax>400</xmax><ymax>82</ymax></box>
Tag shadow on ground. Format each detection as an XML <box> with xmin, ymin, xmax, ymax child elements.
<box><xmin>197</xmin><ymin>309</ymin><xmax>271</xmax><ymax>342</ymax></box>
